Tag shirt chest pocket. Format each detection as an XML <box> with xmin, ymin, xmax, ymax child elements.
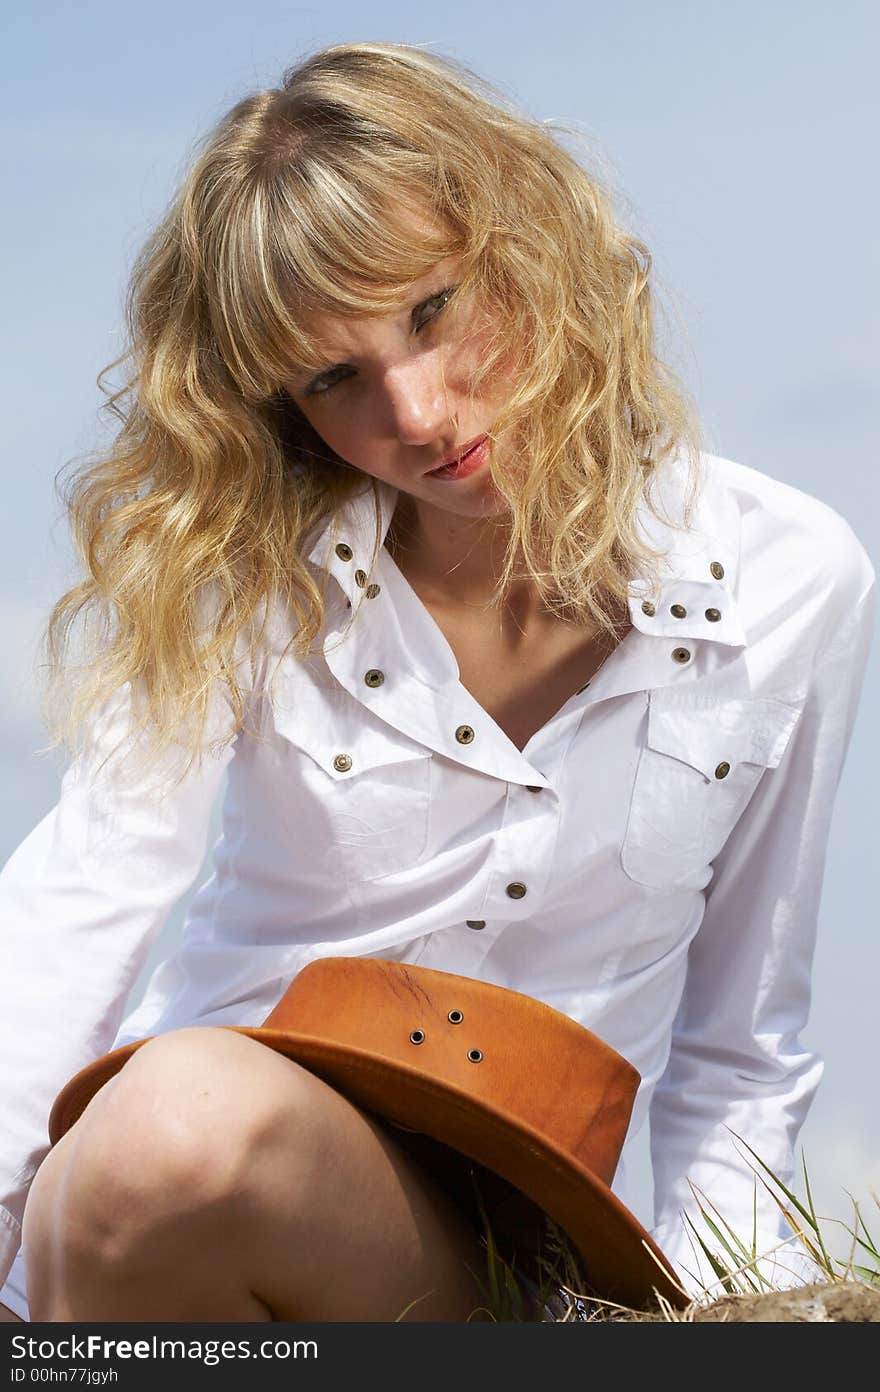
<box><xmin>273</xmin><ymin>685</ymin><xmax>433</xmax><ymax>884</ymax></box>
<box><xmin>620</xmin><ymin>692</ymin><xmax>804</xmax><ymax>890</ymax></box>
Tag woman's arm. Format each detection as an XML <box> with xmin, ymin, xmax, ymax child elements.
<box><xmin>0</xmin><ymin>675</ymin><xmax>241</xmax><ymax>1294</ymax></box>
<box><xmin>649</xmin><ymin>541</ymin><xmax>876</xmax><ymax>1297</ymax></box>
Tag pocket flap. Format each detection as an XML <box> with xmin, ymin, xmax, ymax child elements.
<box><xmin>646</xmin><ymin>692</ymin><xmax>804</xmax><ymax>782</ymax></box>
<box><xmin>272</xmin><ymin>674</ymin><xmax>431</xmax><ymax>780</ymax></box>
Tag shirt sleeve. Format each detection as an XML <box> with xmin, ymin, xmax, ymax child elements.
<box><xmin>648</xmin><ymin>542</ymin><xmax>876</xmax><ymax>1300</ymax></box>
<box><xmin>0</xmin><ymin>673</ymin><xmax>241</xmax><ymax>1292</ymax></box>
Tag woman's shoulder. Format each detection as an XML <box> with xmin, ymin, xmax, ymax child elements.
<box><xmin>700</xmin><ymin>450</ymin><xmax>875</xmax><ymax>639</ymax></box>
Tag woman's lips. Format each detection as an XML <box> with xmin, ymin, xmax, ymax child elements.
<box><xmin>426</xmin><ymin>435</ymin><xmax>490</xmax><ymax>480</ymax></box>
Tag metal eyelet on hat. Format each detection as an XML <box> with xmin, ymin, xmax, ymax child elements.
<box><xmin>364</xmin><ymin>669</ymin><xmax>385</xmax><ymax>687</ymax></box>
<box><xmin>671</xmin><ymin>647</ymin><xmax>691</xmax><ymax>664</ymax></box>
<box><xmin>409</xmin><ymin>1029</ymin><xmax>425</xmax><ymax>1045</ymax></box>
<box><xmin>467</xmin><ymin>1048</ymin><xmax>483</xmax><ymax>1063</ymax></box>
<box><xmin>670</xmin><ymin>604</ymin><xmax>687</xmax><ymax>618</ymax></box>
<box><xmin>335</xmin><ymin>543</ymin><xmax>353</xmax><ymax>562</ymax></box>
<box><xmin>448</xmin><ymin>1010</ymin><xmax>463</xmax><ymax>1024</ymax></box>
<box><xmin>710</xmin><ymin>561</ymin><xmax>725</xmax><ymax>580</ymax></box>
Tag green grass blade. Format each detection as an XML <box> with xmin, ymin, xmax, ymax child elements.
<box><xmin>683</xmin><ymin>1213</ymin><xmax>739</xmax><ymax>1294</ymax></box>
<box><xmin>800</xmin><ymin>1153</ymin><xmax>834</xmax><ymax>1270</ymax></box>
<box><xmin>689</xmin><ymin>1182</ymin><xmax>760</xmax><ymax>1264</ymax></box>
<box><xmin>846</xmin><ymin>1198</ymin><xmax>880</xmax><ymax>1263</ymax></box>
<box><xmin>725</xmin><ymin>1129</ymin><xmax>823</xmax><ymax>1235</ymax></box>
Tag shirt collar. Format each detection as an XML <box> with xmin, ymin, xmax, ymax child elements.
<box><xmin>305</xmin><ymin>451</ymin><xmax>746</xmax><ymax>652</ymax></box>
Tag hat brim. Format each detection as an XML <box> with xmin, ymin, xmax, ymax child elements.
<box><xmin>49</xmin><ymin>1026</ymin><xmax>690</xmax><ymax>1312</ymax></box>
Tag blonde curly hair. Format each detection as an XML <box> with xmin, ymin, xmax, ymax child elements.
<box><xmin>39</xmin><ymin>40</ymin><xmax>705</xmax><ymax>779</ymax></box>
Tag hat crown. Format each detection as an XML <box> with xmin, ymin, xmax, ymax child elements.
<box><xmin>262</xmin><ymin>956</ymin><xmax>639</xmax><ymax>1188</ymax></box>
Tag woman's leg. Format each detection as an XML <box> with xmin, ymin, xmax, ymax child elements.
<box><xmin>21</xmin><ymin>1027</ymin><xmax>492</xmax><ymax>1322</ymax></box>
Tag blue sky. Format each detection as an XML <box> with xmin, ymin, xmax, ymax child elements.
<box><xmin>2</xmin><ymin>1</ymin><xmax>877</xmax><ymax>1254</ymax></box>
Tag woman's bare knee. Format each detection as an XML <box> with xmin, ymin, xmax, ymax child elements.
<box><xmin>22</xmin><ymin>1028</ymin><xmax>304</xmax><ymax>1320</ymax></box>
<box><xmin>47</xmin><ymin>1030</ymin><xmax>305</xmax><ymax>1248</ymax></box>
<box><xmin>23</xmin><ymin>1028</ymin><xmax>489</xmax><ymax>1321</ymax></box>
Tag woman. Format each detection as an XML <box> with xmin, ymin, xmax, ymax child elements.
<box><xmin>0</xmin><ymin>42</ymin><xmax>874</xmax><ymax>1323</ymax></box>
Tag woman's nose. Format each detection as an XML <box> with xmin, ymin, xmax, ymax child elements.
<box><xmin>382</xmin><ymin>357</ymin><xmax>453</xmax><ymax>444</ymax></box>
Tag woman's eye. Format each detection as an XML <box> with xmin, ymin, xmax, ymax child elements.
<box><xmin>305</xmin><ymin>366</ymin><xmax>352</xmax><ymax>397</ymax></box>
<box><xmin>414</xmin><ymin>285</ymin><xmax>457</xmax><ymax>331</ymax></box>
<box><xmin>303</xmin><ymin>286</ymin><xmax>458</xmax><ymax>397</ymax></box>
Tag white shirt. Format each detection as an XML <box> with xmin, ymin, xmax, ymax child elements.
<box><xmin>1</xmin><ymin>450</ymin><xmax>875</xmax><ymax>1315</ymax></box>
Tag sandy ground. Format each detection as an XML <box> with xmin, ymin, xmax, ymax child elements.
<box><xmin>594</xmin><ymin>1280</ymin><xmax>880</xmax><ymax>1322</ymax></box>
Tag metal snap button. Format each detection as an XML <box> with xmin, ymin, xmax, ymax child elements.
<box><xmin>641</xmin><ymin>600</ymin><xmax>656</xmax><ymax>617</ymax></box>
<box><xmin>466</xmin><ymin>920</ymin><xmax>486</xmax><ymax>930</ymax></box>
<box><xmin>705</xmin><ymin>608</ymin><xmax>721</xmax><ymax>622</ymax></box>
<box><xmin>525</xmin><ymin>785</ymin><xmax>543</xmax><ymax>793</ymax></box>
<box><xmin>670</xmin><ymin>603</ymin><xmax>687</xmax><ymax>618</ymax></box>
<box><xmin>715</xmin><ymin>762</ymin><xmax>731</xmax><ymax>779</ymax></box>
<box><xmin>506</xmin><ymin>882</ymin><xmax>527</xmax><ymax>899</ymax></box>
<box><xmin>365</xmin><ymin>583</ymin><xmax>381</xmax><ymax>599</ymax></box>
<box><xmin>455</xmin><ymin>724</ymin><xmax>475</xmax><ymax>745</ymax></box>
<box><xmin>409</xmin><ymin>1029</ymin><xmax>425</xmax><ymax>1045</ymax></box>
<box><xmin>335</xmin><ymin>543</ymin><xmax>353</xmax><ymax>562</ymax></box>
<box><xmin>467</xmin><ymin>1048</ymin><xmax>483</xmax><ymax>1063</ymax></box>
<box><xmin>448</xmin><ymin>1010</ymin><xmax>463</xmax><ymax>1024</ymax></box>
<box><xmin>364</xmin><ymin>669</ymin><xmax>385</xmax><ymax>687</ymax></box>
<box><xmin>354</xmin><ymin>569</ymin><xmax>367</xmax><ymax>588</ymax></box>
<box><xmin>710</xmin><ymin>561</ymin><xmax>725</xmax><ymax>580</ymax></box>
<box><xmin>671</xmin><ymin>647</ymin><xmax>691</xmax><ymax>664</ymax></box>
<box><xmin>332</xmin><ymin>754</ymin><xmax>353</xmax><ymax>773</ymax></box>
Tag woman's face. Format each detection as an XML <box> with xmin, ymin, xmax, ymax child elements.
<box><xmin>284</xmin><ymin>253</ymin><xmax>516</xmax><ymax>523</ymax></box>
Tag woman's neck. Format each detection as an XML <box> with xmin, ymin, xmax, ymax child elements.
<box><xmin>386</xmin><ymin>494</ymin><xmax>540</xmax><ymax>617</ymax></box>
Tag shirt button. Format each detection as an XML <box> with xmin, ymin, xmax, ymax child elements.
<box><xmin>455</xmin><ymin>725</ymin><xmax>475</xmax><ymax>744</ymax></box>
<box><xmin>705</xmin><ymin>608</ymin><xmax>721</xmax><ymax>622</ymax></box>
<box><xmin>466</xmin><ymin>919</ymin><xmax>486</xmax><ymax>931</ymax></box>
<box><xmin>641</xmin><ymin>600</ymin><xmax>656</xmax><ymax>617</ymax></box>
<box><xmin>365</xmin><ymin>583</ymin><xmax>381</xmax><ymax>599</ymax></box>
<box><xmin>714</xmin><ymin>761</ymin><xmax>731</xmax><ymax>779</ymax></box>
<box><xmin>671</xmin><ymin>647</ymin><xmax>691</xmax><ymax>664</ymax></box>
<box><xmin>525</xmin><ymin>784</ymin><xmax>543</xmax><ymax>793</ymax></box>
<box><xmin>670</xmin><ymin>603</ymin><xmax>687</xmax><ymax>618</ymax></box>
<box><xmin>506</xmin><ymin>882</ymin><xmax>527</xmax><ymax>899</ymax></box>
<box><xmin>364</xmin><ymin>669</ymin><xmax>385</xmax><ymax>687</ymax></box>
<box><xmin>332</xmin><ymin>753</ymin><xmax>353</xmax><ymax>773</ymax></box>
<box><xmin>710</xmin><ymin>561</ymin><xmax>725</xmax><ymax>580</ymax></box>
<box><xmin>335</xmin><ymin>543</ymin><xmax>353</xmax><ymax>562</ymax></box>
<box><xmin>354</xmin><ymin>569</ymin><xmax>367</xmax><ymax>588</ymax></box>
